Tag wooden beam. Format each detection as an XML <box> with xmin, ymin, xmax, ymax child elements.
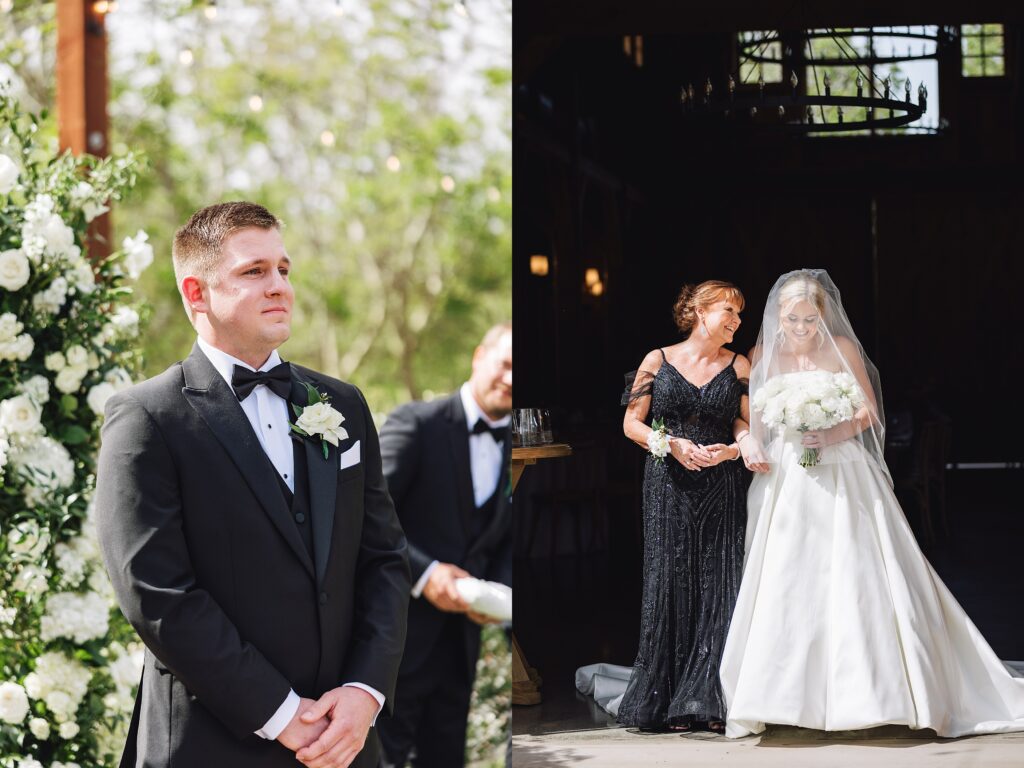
<box><xmin>56</xmin><ymin>0</ymin><xmax>112</xmax><ymax>259</ymax></box>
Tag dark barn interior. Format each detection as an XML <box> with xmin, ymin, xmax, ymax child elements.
<box><xmin>512</xmin><ymin>0</ymin><xmax>1024</xmax><ymax>735</ymax></box>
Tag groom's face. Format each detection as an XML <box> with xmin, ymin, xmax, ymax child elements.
<box><xmin>470</xmin><ymin>330</ymin><xmax>513</xmax><ymax>420</ymax></box>
<box><xmin>205</xmin><ymin>227</ymin><xmax>294</xmax><ymax>359</ymax></box>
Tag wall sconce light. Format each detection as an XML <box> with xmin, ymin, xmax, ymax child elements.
<box><xmin>584</xmin><ymin>268</ymin><xmax>604</xmax><ymax>296</ymax></box>
<box><xmin>92</xmin><ymin>0</ymin><xmax>118</xmax><ymax>14</ymax></box>
<box><xmin>530</xmin><ymin>254</ymin><xmax>550</xmax><ymax>276</ymax></box>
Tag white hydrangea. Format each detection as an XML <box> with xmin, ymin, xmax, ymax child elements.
<box><xmin>105</xmin><ymin>366</ymin><xmax>133</xmax><ymax>389</ymax></box>
<box><xmin>28</xmin><ymin>716</ymin><xmax>49</xmax><ymax>739</ymax></box>
<box><xmin>121</xmin><ymin>230</ymin><xmax>153</xmax><ymax>279</ymax></box>
<box><xmin>40</xmin><ymin>590</ymin><xmax>110</xmax><ymax>644</ymax></box>
<box><xmin>23</xmin><ymin>651</ymin><xmax>92</xmax><ymax>722</ymax></box>
<box><xmin>0</xmin><ymin>394</ymin><xmax>43</xmax><ymax>436</ymax></box>
<box><xmin>110</xmin><ymin>306</ymin><xmax>140</xmax><ymax>337</ymax></box>
<box><xmin>9</xmin><ymin>436</ymin><xmax>76</xmax><ymax>504</ymax></box>
<box><xmin>66</xmin><ymin>255</ymin><xmax>96</xmax><ymax>295</ymax></box>
<box><xmin>54</xmin><ymin>541</ymin><xmax>88</xmax><ymax>587</ymax></box>
<box><xmin>12</xmin><ymin>564</ymin><xmax>49</xmax><ymax>598</ymax></box>
<box><xmin>17</xmin><ymin>758</ymin><xmax>43</xmax><ymax>768</ymax></box>
<box><xmin>32</xmin><ymin>276</ymin><xmax>69</xmax><ymax>315</ymax></box>
<box><xmin>0</xmin><ymin>312</ymin><xmax>34</xmax><ymax>362</ymax></box>
<box><xmin>0</xmin><ymin>681</ymin><xmax>30</xmax><ymax>724</ymax></box>
<box><xmin>0</xmin><ymin>153</ymin><xmax>19</xmax><ymax>194</ymax></box>
<box><xmin>21</xmin><ymin>195</ymin><xmax>79</xmax><ymax>264</ymax></box>
<box><xmin>0</xmin><ymin>602</ymin><xmax>17</xmax><ymax>625</ymax></box>
<box><xmin>0</xmin><ymin>248</ymin><xmax>31</xmax><ymax>291</ymax></box>
<box><xmin>108</xmin><ymin>643</ymin><xmax>144</xmax><ymax>691</ymax></box>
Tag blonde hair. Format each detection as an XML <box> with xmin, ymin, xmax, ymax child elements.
<box><xmin>777</xmin><ymin>274</ymin><xmax>826</xmax><ymax>315</ymax></box>
<box><xmin>173</xmin><ymin>201</ymin><xmax>282</xmax><ymax>322</ymax></box>
<box><xmin>673</xmin><ymin>280</ymin><xmax>745</xmax><ymax>336</ymax></box>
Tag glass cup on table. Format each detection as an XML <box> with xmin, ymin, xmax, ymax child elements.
<box><xmin>512</xmin><ymin>408</ymin><xmax>540</xmax><ymax>447</ymax></box>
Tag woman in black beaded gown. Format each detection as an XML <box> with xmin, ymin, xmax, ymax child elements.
<box><xmin>615</xmin><ymin>280</ymin><xmax>761</xmax><ymax>732</ymax></box>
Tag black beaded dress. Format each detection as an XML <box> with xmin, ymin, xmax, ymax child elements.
<box><xmin>617</xmin><ymin>349</ymin><xmax>748</xmax><ymax>728</ymax></box>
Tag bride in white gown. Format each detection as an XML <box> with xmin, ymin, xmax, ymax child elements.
<box><xmin>720</xmin><ymin>269</ymin><xmax>1024</xmax><ymax>739</ymax></box>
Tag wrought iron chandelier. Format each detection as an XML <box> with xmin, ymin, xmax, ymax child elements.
<box><xmin>681</xmin><ymin>27</ymin><xmax>944</xmax><ymax>132</ymax></box>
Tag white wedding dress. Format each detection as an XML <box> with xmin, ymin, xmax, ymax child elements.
<box><xmin>720</xmin><ymin>383</ymin><xmax>1024</xmax><ymax>738</ymax></box>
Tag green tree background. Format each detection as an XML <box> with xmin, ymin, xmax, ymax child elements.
<box><xmin>2</xmin><ymin>0</ymin><xmax>510</xmax><ymax>764</ymax></box>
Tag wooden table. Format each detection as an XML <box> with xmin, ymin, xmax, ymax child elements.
<box><xmin>511</xmin><ymin>443</ymin><xmax>572</xmax><ymax>706</ymax></box>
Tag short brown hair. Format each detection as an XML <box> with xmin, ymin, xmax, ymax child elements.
<box><xmin>673</xmin><ymin>280</ymin><xmax>745</xmax><ymax>336</ymax></box>
<box><xmin>173</xmin><ymin>201</ymin><xmax>281</xmax><ymax>284</ymax></box>
<box><xmin>173</xmin><ymin>202</ymin><xmax>281</xmax><ymax>322</ymax></box>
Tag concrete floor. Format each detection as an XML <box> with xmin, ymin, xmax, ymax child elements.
<box><xmin>513</xmin><ymin>724</ymin><xmax>1024</xmax><ymax>767</ymax></box>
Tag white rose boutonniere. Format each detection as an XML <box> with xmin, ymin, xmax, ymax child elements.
<box><xmin>290</xmin><ymin>382</ymin><xmax>348</xmax><ymax>460</ymax></box>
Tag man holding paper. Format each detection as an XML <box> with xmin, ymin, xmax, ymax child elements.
<box><xmin>377</xmin><ymin>323</ymin><xmax>513</xmax><ymax>767</ymax></box>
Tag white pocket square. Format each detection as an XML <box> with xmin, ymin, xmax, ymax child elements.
<box><xmin>338</xmin><ymin>439</ymin><xmax>361</xmax><ymax>470</ymax></box>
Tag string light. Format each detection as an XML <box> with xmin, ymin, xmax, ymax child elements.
<box><xmin>486</xmin><ymin>186</ymin><xmax>501</xmax><ymax>203</ymax></box>
<box><xmin>333</xmin><ymin>0</ymin><xmax>344</xmax><ymax>16</ymax></box>
<box><xmin>454</xmin><ymin>1</ymin><xmax>468</xmax><ymax>17</ymax></box>
<box><xmin>386</xmin><ymin>155</ymin><xmax>401</xmax><ymax>172</ymax></box>
<box><xmin>529</xmin><ymin>255</ymin><xmax>549</xmax><ymax>276</ymax></box>
<box><xmin>204</xmin><ymin>0</ymin><xmax>217</xmax><ymax>20</ymax></box>
<box><xmin>320</xmin><ymin>130</ymin><xmax>335</xmax><ymax>147</ymax></box>
<box><xmin>440</xmin><ymin>175</ymin><xmax>455</xmax><ymax>192</ymax></box>
<box><xmin>248</xmin><ymin>95</ymin><xmax>264</xmax><ymax>112</ymax></box>
<box><xmin>0</xmin><ymin>0</ymin><xmax>13</xmax><ymax>12</ymax></box>
<box><xmin>92</xmin><ymin>0</ymin><xmax>118</xmax><ymax>14</ymax></box>
<box><xmin>179</xmin><ymin>49</ymin><xmax>194</xmax><ymax>66</ymax></box>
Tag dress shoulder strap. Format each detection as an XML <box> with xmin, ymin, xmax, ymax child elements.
<box><xmin>730</xmin><ymin>351</ymin><xmax>739</xmax><ymax>366</ymax></box>
<box><xmin>659</xmin><ymin>348</ymin><xmax>668</xmax><ymax>363</ymax></box>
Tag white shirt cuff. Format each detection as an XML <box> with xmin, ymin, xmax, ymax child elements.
<box><xmin>411</xmin><ymin>560</ymin><xmax>440</xmax><ymax>598</ymax></box>
<box><xmin>256</xmin><ymin>689</ymin><xmax>300</xmax><ymax>740</ymax></box>
<box><xmin>342</xmin><ymin>683</ymin><xmax>385</xmax><ymax>726</ymax></box>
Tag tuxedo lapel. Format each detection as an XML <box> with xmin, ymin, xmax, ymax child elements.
<box><xmin>181</xmin><ymin>345</ymin><xmax>315</xmax><ymax>579</ymax></box>
<box><xmin>445</xmin><ymin>394</ymin><xmax>475</xmax><ymax>536</ymax></box>
<box><xmin>290</xmin><ymin>370</ymin><xmax>337</xmax><ymax>589</ymax></box>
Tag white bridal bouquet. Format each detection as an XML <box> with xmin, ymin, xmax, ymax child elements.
<box><xmin>751</xmin><ymin>371</ymin><xmax>866</xmax><ymax>467</ymax></box>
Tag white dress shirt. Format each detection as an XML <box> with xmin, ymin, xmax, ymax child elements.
<box><xmin>411</xmin><ymin>383</ymin><xmax>510</xmax><ymax>598</ymax></box>
<box><xmin>195</xmin><ymin>338</ymin><xmax>384</xmax><ymax>739</ymax></box>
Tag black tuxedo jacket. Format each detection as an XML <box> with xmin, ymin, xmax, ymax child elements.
<box><xmin>95</xmin><ymin>345</ymin><xmax>410</xmax><ymax>768</ymax></box>
<box><xmin>378</xmin><ymin>391</ymin><xmax>511</xmax><ymax>680</ymax></box>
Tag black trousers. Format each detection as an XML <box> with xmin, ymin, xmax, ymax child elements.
<box><xmin>379</xmin><ymin>616</ymin><xmax>474</xmax><ymax>768</ymax></box>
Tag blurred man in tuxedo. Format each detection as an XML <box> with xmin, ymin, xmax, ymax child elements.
<box><xmin>377</xmin><ymin>323</ymin><xmax>512</xmax><ymax>767</ymax></box>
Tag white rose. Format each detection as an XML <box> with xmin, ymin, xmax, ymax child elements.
<box><xmin>295</xmin><ymin>401</ymin><xmax>348</xmax><ymax>446</ymax></box>
<box><xmin>54</xmin><ymin>367</ymin><xmax>84</xmax><ymax>394</ymax></box>
<box><xmin>82</xmin><ymin>199</ymin><xmax>109</xmax><ymax>223</ymax></box>
<box><xmin>0</xmin><ymin>395</ymin><xmax>42</xmax><ymax>435</ymax></box>
<box><xmin>65</xmin><ymin>344</ymin><xmax>88</xmax><ymax>368</ymax></box>
<box><xmin>44</xmin><ymin>690</ymin><xmax>74</xmax><ymax>720</ymax></box>
<box><xmin>121</xmin><ymin>230</ymin><xmax>154</xmax><ymax>280</ymax></box>
<box><xmin>0</xmin><ymin>154</ymin><xmax>18</xmax><ymax>194</ymax></box>
<box><xmin>19</xmin><ymin>375</ymin><xmax>50</xmax><ymax>405</ymax></box>
<box><xmin>9</xmin><ymin>333</ymin><xmax>34</xmax><ymax>361</ymax></box>
<box><xmin>18</xmin><ymin>759</ymin><xmax>43</xmax><ymax>768</ymax></box>
<box><xmin>8</xmin><ymin>521</ymin><xmax>49</xmax><ymax>558</ymax></box>
<box><xmin>110</xmin><ymin>306</ymin><xmax>139</xmax><ymax>336</ymax></box>
<box><xmin>105</xmin><ymin>367</ymin><xmax>133</xmax><ymax>389</ymax></box>
<box><xmin>58</xmin><ymin>720</ymin><xmax>79</xmax><ymax>739</ymax></box>
<box><xmin>28</xmin><ymin>716</ymin><xmax>49</xmax><ymax>739</ymax></box>
<box><xmin>45</xmin><ymin>351</ymin><xmax>67</xmax><ymax>371</ymax></box>
<box><xmin>67</xmin><ymin>257</ymin><xmax>95</xmax><ymax>294</ymax></box>
<box><xmin>87</xmin><ymin>382</ymin><xmax>117</xmax><ymax>417</ymax></box>
<box><xmin>0</xmin><ymin>248</ymin><xmax>30</xmax><ymax>291</ymax></box>
<box><xmin>0</xmin><ymin>681</ymin><xmax>30</xmax><ymax>724</ymax></box>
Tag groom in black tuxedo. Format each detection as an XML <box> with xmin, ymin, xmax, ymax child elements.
<box><xmin>376</xmin><ymin>324</ymin><xmax>512</xmax><ymax>767</ymax></box>
<box><xmin>95</xmin><ymin>202</ymin><xmax>410</xmax><ymax>768</ymax></box>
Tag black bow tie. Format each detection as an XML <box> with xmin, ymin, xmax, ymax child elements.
<box><xmin>231</xmin><ymin>361</ymin><xmax>292</xmax><ymax>401</ymax></box>
<box><xmin>471</xmin><ymin>419</ymin><xmax>508</xmax><ymax>443</ymax></box>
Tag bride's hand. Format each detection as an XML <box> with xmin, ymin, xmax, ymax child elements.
<box><xmin>738</xmin><ymin>433</ymin><xmax>770</xmax><ymax>473</ymax></box>
<box><xmin>702</xmin><ymin>443</ymin><xmax>738</xmax><ymax>467</ymax></box>
<box><xmin>669</xmin><ymin>438</ymin><xmax>712</xmax><ymax>471</ymax></box>
<box><xmin>801</xmin><ymin>424</ymin><xmax>848</xmax><ymax>449</ymax></box>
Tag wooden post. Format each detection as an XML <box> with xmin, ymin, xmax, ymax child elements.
<box><xmin>56</xmin><ymin>0</ymin><xmax>112</xmax><ymax>259</ymax></box>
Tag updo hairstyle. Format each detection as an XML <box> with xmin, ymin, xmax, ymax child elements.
<box><xmin>673</xmin><ymin>280</ymin><xmax>745</xmax><ymax>337</ymax></box>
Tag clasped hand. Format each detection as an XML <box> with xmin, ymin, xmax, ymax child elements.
<box><xmin>278</xmin><ymin>688</ymin><xmax>378</xmax><ymax>768</ymax></box>
<box><xmin>800</xmin><ymin>424</ymin><xmax>846</xmax><ymax>450</ymax></box>
<box><xmin>669</xmin><ymin>438</ymin><xmax>736</xmax><ymax>471</ymax></box>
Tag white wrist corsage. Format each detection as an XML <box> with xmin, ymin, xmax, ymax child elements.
<box><xmin>290</xmin><ymin>382</ymin><xmax>348</xmax><ymax>460</ymax></box>
<box><xmin>647</xmin><ymin>417</ymin><xmax>670</xmax><ymax>463</ymax></box>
